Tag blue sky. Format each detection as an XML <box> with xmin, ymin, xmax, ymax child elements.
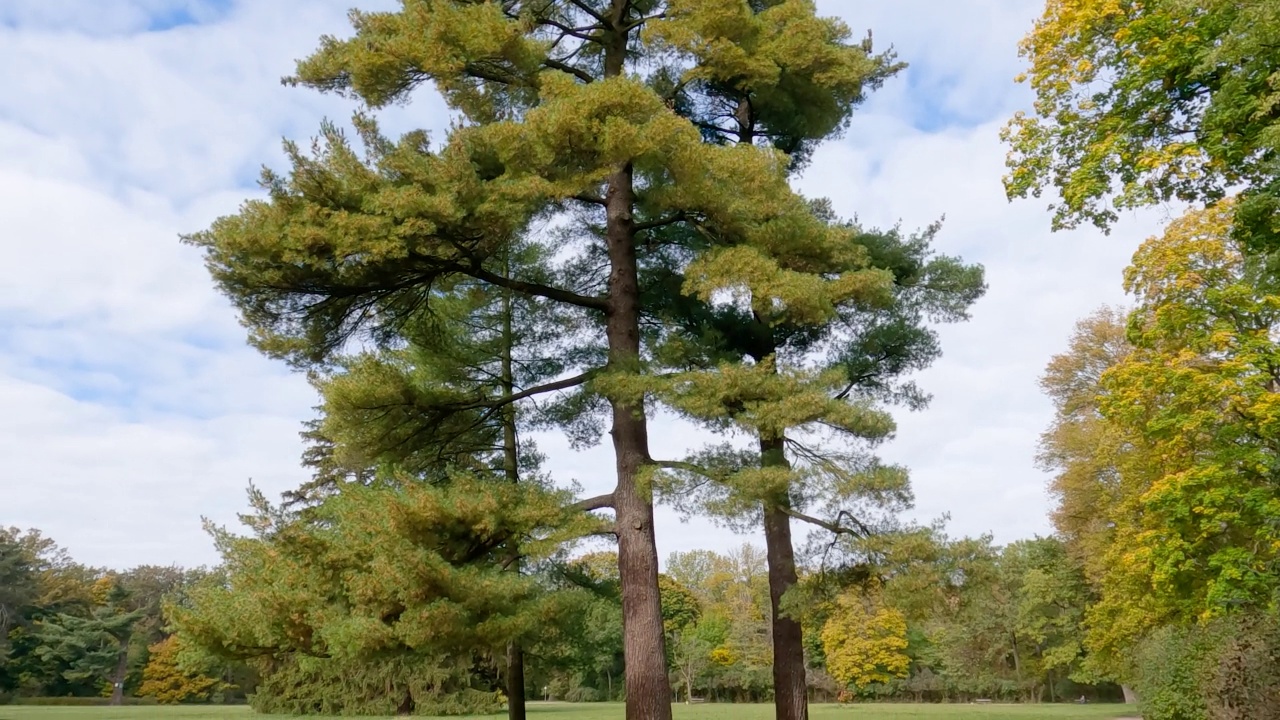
<box><xmin>0</xmin><ymin>0</ymin><xmax>1166</xmax><ymax>570</ymax></box>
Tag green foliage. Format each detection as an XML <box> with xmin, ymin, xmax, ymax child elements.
<box><xmin>176</xmin><ymin>474</ymin><xmax>587</xmax><ymax>713</ymax></box>
<box><xmin>1004</xmin><ymin>0</ymin><xmax>1280</xmax><ymax>260</ymax></box>
<box><xmin>659</xmin><ymin>575</ymin><xmax>702</xmax><ymax>637</ymax></box>
<box><xmin>249</xmin><ymin>654</ymin><xmax>502</xmax><ymax>716</ymax></box>
<box><xmin>1130</xmin><ymin>615</ymin><xmax>1280</xmax><ymax>720</ymax></box>
<box><xmin>34</xmin><ymin>578</ymin><xmax>145</xmax><ymax>695</ymax></box>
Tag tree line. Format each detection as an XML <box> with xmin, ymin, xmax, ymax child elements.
<box><xmin>0</xmin><ymin>529</ymin><xmax>248</xmax><ymax>705</ymax></box>
<box><xmin>1</xmin><ymin>522</ymin><xmax>1127</xmax><ymax>709</ymax></box>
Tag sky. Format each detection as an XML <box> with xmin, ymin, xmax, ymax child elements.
<box><xmin>0</xmin><ymin>0</ymin><xmax>1175</xmax><ymax>571</ymax></box>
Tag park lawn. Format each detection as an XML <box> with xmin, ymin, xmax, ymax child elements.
<box><xmin>0</xmin><ymin>703</ymin><xmax>1138</xmax><ymax>720</ymax></box>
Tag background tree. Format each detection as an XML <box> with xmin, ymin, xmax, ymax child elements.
<box><xmin>820</xmin><ymin>588</ymin><xmax>910</xmax><ymax>693</ymax></box>
<box><xmin>34</xmin><ymin>577</ymin><xmax>145</xmax><ymax>705</ymax></box>
<box><xmin>136</xmin><ymin>635</ymin><xmax>221</xmax><ymax>704</ymax></box>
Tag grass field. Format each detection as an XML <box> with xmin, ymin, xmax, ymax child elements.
<box><xmin>0</xmin><ymin>702</ymin><xmax>1139</xmax><ymax>720</ymax></box>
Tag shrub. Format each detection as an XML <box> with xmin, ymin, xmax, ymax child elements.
<box><xmin>1133</xmin><ymin>612</ymin><xmax>1280</xmax><ymax>720</ymax></box>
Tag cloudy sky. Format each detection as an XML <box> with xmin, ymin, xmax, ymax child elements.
<box><xmin>1</xmin><ymin>0</ymin><xmax>1173</xmax><ymax>570</ymax></box>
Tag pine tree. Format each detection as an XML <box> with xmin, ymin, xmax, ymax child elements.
<box><xmin>35</xmin><ymin>578</ymin><xmax>145</xmax><ymax>705</ymax></box>
<box><xmin>186</xmin><ymin>4</ymin><xmax>877</xmax><ymax>717</ymax></box>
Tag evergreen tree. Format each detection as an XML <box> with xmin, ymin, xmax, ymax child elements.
<box><xmin>186</xmin><ymin>3</ymin><xmax>880</xmax><ymax>717</ymax></box>
<box><xmin>35</xmin><ymin>578</ymin><xmax>145</xmax><ymax>705</ymax></box>
<box><xmin>642</xmin><ymin>213</ymin><xmax>983</xmax><ymax>720</ymax></box>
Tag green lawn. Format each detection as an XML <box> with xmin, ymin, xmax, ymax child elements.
<box><xmin>0</xmin><ymin>703</ymin><xmax>1139</xmax><ymax>720</ymax></box>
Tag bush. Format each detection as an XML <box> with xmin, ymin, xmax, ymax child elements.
<box><xmin>1133</xmin><ymin>612</ymin><xmax>1280</xmax><ymax>720</ymax></box>
<box><xmin>249</xmin><ymin>654</ymin><xmax>503</xmax><ymax>716</ymax></box>
<box><xmin>1201</xmin><ymin>613</ymin><xmax>1280</xmax><ymax>720</ymax></box>
<box><xmin>562</xmin><ymin>685</ymin><xmax>601</xmax><ymax>703</ymax></box>
<box><xmin>1133</xmin><ymin>624</ymin><xmax>1209</xmax><ymax>720</ymax></box>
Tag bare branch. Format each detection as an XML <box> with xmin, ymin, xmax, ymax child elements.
<box><xmin>567</xmin><ymin>0</ymin><xmax>608</xmax><ymax>23</ymax></box>
<box><xmin>469</xmin><ymin>266</ymin><xmax>608</xmax><ymax>311</ymax></box>
<box><xmin>782</xmin><ymin>507</ymin><xmax>870</xmax><ymax>538</ymax></box>
<box><xmin>573</xmin><ymin>192</ymin><xmax>608</xmax><ymax>206</ymax></box>
<box><xmin>652</xmin><ymin>459</ymin><xmax>720</xmax><ymax>481</ymax></box>
<box><xmin>634</xmin><ymin>212</ymin><xmax>687</xmax><ymax>233</ymax></box>
<box><xmin>543</xmin><ymin>58</ymin><xmax>595</xmax><ymax>84</ymax></box>
<box><xmin>572</xmin><ymin>493</ymin><xmax>616</xmax><ymax>512</ymax></box>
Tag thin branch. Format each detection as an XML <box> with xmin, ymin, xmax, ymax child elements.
<box><xmin>543</xmin><ymin>58</ymin><xmax>595</xmax><ymax>84</ymax></box>
<box><xmin>634</xmin><ymin>212</ymin><xmax>687</xmax><ymax>233</ymax></box>
<box><xmin>782</xmin><ymin>507</ymin><xmax>870</xmax><ymax>538</ymax></box>
<box><xmin>623</xmin><ymin>12</ymin><xmax>666</xmax><ymax>31</ymax></box>
<box><xmin>652</xmin><ymin>459</ymin><xmax>720</xmax><ymax>481</ymax></box>
<box><xmin>567</xmin><ymin>0</ymin><xmax>607</xmax><ymax>24</ymax></box>
<box><xmin>464</xmin><ymin>371</ymin><xmax>596</xmax><ymax>412</ymax></box>
<box><xmin>572</xmin><ymin>192</ymin><xmax>608</xmax><ymax>206</ymax></box>
<box><xmin>469</xmin><ymin>266</ymin><xmax>609</xmax><ymax>311</ymax></box>
<box><xmin>539</xmin><ymin>17</ymin><xmax>603</xmax><ymax>44</ymax></box>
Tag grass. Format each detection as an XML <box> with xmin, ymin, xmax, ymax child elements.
<box><xmin>0</xmin><ymin>702</ymin><xmax>1139</xmax><ymax>720</ymax></box>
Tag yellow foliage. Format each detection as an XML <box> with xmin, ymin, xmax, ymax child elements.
<box><xmin>820</xmin><ymin>591</ymin><xmax>910</xmax><ymax>689</ymax></box>
<box><xmin>137</xmin><ymin>636</ymin><xmax>221</xmax><ymax>704</ymax></box>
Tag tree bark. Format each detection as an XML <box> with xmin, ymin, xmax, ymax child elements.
<box><xmin>607</xmin><ymin>159</ymin><xmax>671</xmax><ymax>720</ymax></box>
<box><xmin>109</xmin><ymin>637</ymin><xmax>129</xmax><ymax>706</ymax></box>
<box><xmin>1121</xmin><ymin>685</ymin><xmax>1140</xmax><ymax>704</ymax></box>
<box><xmin>761</xmin><ymin>436</ymin><xmax>808</xmax><ymax>720</ymax></box>
<box><xmin>506</xmin><ymin>641</ymin><xmax>526</xmax><ymax>720</ymax></box>
<box><xmin>500</xmin><ymin>263</ymin><xmax>527</xmax><ymax>720</ymax></box>
<box><xmin>602</xmin><ymin>5</ymin><xmax>671</xmax><ymax>719</ymax></box>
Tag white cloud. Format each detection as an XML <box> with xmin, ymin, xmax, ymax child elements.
<box><xmin>0</xmin><ymin>0</ymin><xmax>1164</xmax><ymax>569</ymax></box>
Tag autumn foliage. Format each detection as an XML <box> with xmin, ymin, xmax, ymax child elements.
<box><xmin>136</xmin><ymin>636</ymin><xmax>220</xmax><ymax>704</ymax></box>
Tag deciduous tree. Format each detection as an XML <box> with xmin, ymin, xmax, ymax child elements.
<box><xmin>1004</xmin><ymin>0</ymin><xmax>1280</xmax><ymax>262</ymax></box>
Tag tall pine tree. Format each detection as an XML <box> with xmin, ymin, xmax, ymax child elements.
<box><xmin>186</xmin><ymin>3</ymin><xmax>880</xmax><ymax>717</ymax></box>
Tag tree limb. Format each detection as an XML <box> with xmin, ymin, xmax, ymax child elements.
<box><xmin>543</xmin><ymin>58</ymin><xmax>595</xmax><ymax>84</ymax></box>
<box><xmin>652</xmin><ymin>459</ymin><xmax>720</xmax><ymax>481</ymax></box>
<box><xmin>572</xmin><ymin>493</ymin><xmax>616</xmax><ymax>512</ymax></box>
<box><xmin>781</xmin><ymin>507</ymin><xmax>870</xmax><ymax>537</ymax></box>
<box><xmin>469</xmin><ymin>266</ymin><xmax>608</xmax><ymax>311</ymax></box>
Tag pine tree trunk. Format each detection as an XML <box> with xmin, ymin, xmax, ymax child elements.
<box><xmin>601</xmin><ymin>6</ymin><xmax>670</xmax><ymax>718</ymax></box>
<box><xmin>761</xmin><ymin>436</ymin><xmax>808</xmax><ymax>720</ymax></box>
<box><xmin>606</xmin><ymin>159</ymin><xmax>671</xmax><ymax>720</ymax></box>
<box><xmin>109</xmin><ymin>637</ymin><xmax>129</xmax><ymax>706</ymax></box>
<box><xmin>507</xmin><ymin>641</ymin><xmax>526</xmax><ymax>720</ymax></box>
<box><xmin>500</xmin><ymin>273</ymin><xmax>527</xmax><ymax>720</ymax></box>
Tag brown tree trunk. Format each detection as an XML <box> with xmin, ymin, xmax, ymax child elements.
<box><xmin>500</xmin><ymin>268</ymin><xmax>527</xmax><ymax>720</ymax></box>
<box><xmin>108</xmin><ymin>637</ymin><xmax>129</xmax><ymax>706</ymax></box>
<box><xmin>599</xmin><ymin>5</ymin><xmax>670</xmax><ymax>718</ymax></box>
<box><xmin>761</xmin><ymin>436</ymin><xmax>808</xmax><ymax>720</ymax></box>
<box><xmin>606</xmin><ymin>159</ymin><xmax>671</xmax><ymax>720</ymax></box>
<box><xmin>507</xmin><ymin>641</ymin><xmax>526</xmax><ymax>720</ymax></box>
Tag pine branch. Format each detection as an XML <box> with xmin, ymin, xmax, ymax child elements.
<box><xmin>469</xmin><ymin>266</ymin><xmax>608</xmax><ymax>311</ymax></box>
<box><xmin>781</xmin><ymin>507</ymin><xmax>871</xmax><ymax>538</ymax></box>
<box><xmin>571</xmin><ymin>493</ymin><xmax>616</xmax><ymax>512</ymax></box>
